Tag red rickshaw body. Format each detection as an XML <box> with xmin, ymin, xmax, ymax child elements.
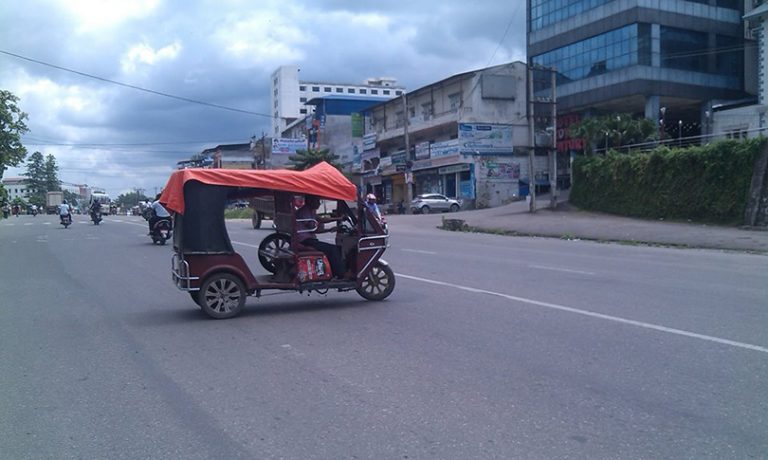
<box><xmin>161</xmin><ymin>162</ymin><xmax>395</xmax><ymax>319</ymax></box>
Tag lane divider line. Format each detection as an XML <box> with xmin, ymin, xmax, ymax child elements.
<box><xmin>402</xmin><ymin>248</ymin><xmax>438</xmax><ymax>255</ymax></box>
<box><xmin>397</xmin><ymin>273</ymin><xmax>768</xmax><ymax>354</ymax></box>
<box><xmin>529</xmin><ymin>264</ymin><xmax>595</xmax><ymax>275</ymax></box>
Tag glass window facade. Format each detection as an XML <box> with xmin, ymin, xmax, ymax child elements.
<box><xmin>532</xmin><ymin>25</ymin><xmax>640</xmax><ymax>84</ymax></box>
<box><xmin>660</xmin><ymin>26</ymin><xmax>707</xmax><ymax>72</ymax></box>
<box><xmin>530</xmin><ymin>0</ymin><xmax>612</xmax><ymax>31</ymax></box>
<box><xmin>530</xmin><ymin>0</ymin><xmax>740</xmax><ymax>31</ymax></box>
<box><xmin>715</xmin><ymin>34</ymin><xmax>743</xmax><ymax>77</ymax></box>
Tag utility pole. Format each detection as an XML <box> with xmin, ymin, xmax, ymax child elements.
<box><xmin>403</xmin><ymin>92</ymin><xmax>412</xmax><ymax>211</ymax></box>
<box><xmin>527</xmin><ymin>66</ymin><xmax>537</xmax><ymax>213</ymax></box>
<box><xmin>261</xmin><ymin>132</ymin><xmax>267</xmax><ymax>168</ymax></box>
<box><xmin>550</xmin><ymin>68</ymin><xmax>558</xmax><ymax>210</ymax></box>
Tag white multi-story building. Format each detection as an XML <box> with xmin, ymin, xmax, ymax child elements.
<box><xmin>1</xmin><ymin>177</ymin><xmax>31</xmax><ymax>202</ymax></box>
<box><xmin>270</xmin><ymin>65</ymin><xmax>406</xmax><ymax>137</ymax></box>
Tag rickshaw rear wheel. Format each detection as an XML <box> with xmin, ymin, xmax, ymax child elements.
<box><xmin>198</xmin><ymin>273</ymin><xmax>246</xmax><ymax>319</ymax></box>
<box><xmin>258</xmin><ymin>232</ymin><xmax>291</xmax><ymax>273</ymax></box>
<box><xmin>356</xmin><ymin>262</ymin><xmax>395</xmax><ymax>301</ymax></box>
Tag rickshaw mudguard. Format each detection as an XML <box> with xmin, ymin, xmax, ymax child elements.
<box><xmin>176</xmin><ymin>252</ymin><xmax>258</xmax><ymax>293</ymax></box>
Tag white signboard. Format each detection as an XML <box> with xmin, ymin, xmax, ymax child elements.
<box><xmin>272</xmin><ymin>138</ymin><xmax>306</xmax><ymax>155</ymax></box>
<box><xmin>458</xmin><ymin>123</ymin><xmax>513</xmax><ymax>154</ymax></box>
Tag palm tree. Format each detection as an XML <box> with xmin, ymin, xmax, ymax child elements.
<box><xmin>286</xmin><ymin>148</ymin><xmax>342</xmax><ymax>171</ymax></box>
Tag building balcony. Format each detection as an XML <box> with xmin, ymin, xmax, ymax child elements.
<box><xmin>373</xmin><ymin>107</ymin><xmax>469</xmax><ymax>142</ymax></box>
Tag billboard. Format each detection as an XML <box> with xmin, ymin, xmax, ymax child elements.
<box><xmin>272</xmin><ymin>138</ymin><xmax>306</xmax><ymax>155</ymax></box>
<box><xmin>458</xmin><ymin>123</ymin><xmax>513</xmax><ymax>154</ymax></box>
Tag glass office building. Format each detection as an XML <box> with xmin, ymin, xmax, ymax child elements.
<box><xmin>527</xmin><ymin>0</ymin><xmax>749</xmax><ymax>138</ymax></box>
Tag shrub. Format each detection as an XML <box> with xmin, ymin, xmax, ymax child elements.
<box><xmin>570</xmin><ymin>138</ymin><xmax>764</xmax><ymax>224</ymax></box>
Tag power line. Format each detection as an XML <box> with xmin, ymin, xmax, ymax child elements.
<box><xmin>486</xmin><ymin>7</ymin><xmax>519</xmax><ymax>68</ymax></box>
<box><xmin>0</xmin><ymin>49</ymin><xmax>274</xmax><ymax>119</ymax></box>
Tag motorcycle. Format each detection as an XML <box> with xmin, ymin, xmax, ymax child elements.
<box><xmin>31</xmin><ymin>208</ymin><xmax>38</xmax><ymax>217</ymax></box>
<box><xmin>2</xmin><ymin>208</ymin><xmax>8</xmax><ymax>219</ymax></box>
<box><xmin>60</xmin><ymin>214</ymin><xmax>72</xmax><ymax>228</ymax></box>
<box><xmin>150</xmin><ymin>217</ymin><xmax>173</xmax><ymax>245</ymax></box>
<box><xmin>90</xmin><ymin>209</ymin><xmax>102</xmax><ymax>225</ymax></box>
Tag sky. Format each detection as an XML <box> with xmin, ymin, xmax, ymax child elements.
<box><xmin>0</xmin><ymin>0</ymin><xmax>525</xmax><ymax>198</ymax></box>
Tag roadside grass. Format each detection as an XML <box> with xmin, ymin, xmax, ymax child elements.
<box><xmin>224</xmin><ymin>208</ymin><xmax>253</xmax><ymax>219</ymax></box>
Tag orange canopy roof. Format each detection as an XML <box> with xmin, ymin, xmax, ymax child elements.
<box><xmin>159</xmin><ymin>162</ymin><xmax>357</xmax><ymax>215</ymax></box>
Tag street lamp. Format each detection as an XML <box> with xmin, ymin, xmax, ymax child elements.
<box><xmin>678</xmin><ymin>120</ymin><xmax>683</xmax><ymax>146</ymax></box>
<box><xmin>659</xmin><ymin>107</ymin><xmax>666</xmax><ymax>143</ymax></box>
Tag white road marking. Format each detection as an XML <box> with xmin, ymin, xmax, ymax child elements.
<box><xmin>233</xmin><ymin>241</ymin><xmax>260</xmax><ymax>248</ymax></box>
<box><xmin>529</xmin><ymin>264</ymin><xmax>595</xmax><ymax>275</ymax></box>
<box><xmin>398</xmin><ymin>273</ymin><xmax>768</xmax><ymax>354</ymax></box>
<box><xmin>402</xmin><ymin>248</ymin><xmax>438</xmax><ymax>255</ymax></box>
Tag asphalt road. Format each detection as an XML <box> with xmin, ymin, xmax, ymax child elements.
<box><xmin>1</xmin><ymin>214</ymin><xmax>766</xmax><ymax>459</ymax></box>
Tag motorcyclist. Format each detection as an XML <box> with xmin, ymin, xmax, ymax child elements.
<box><xmin>31</xmin><ymin>204</ymin><xmax>38</xmax><ymax>216</ymax></box>
<box><xmin>364</xmin><ymin>193</ymin><xmax>382</xmax><ymax>221</ymax></box>
<box><xmin>58</xmin><ymin>199</ymin><xmax>72</xmax><ymax>222</ymax></box>
<box><xmin>148</xmin><ymin>194</ymin><xmax>171</xmax><ymax>235</ymax></box>
<box><xmin>2</xmin><ymin>203</ymin><xmax>9</xmax><ymax>219</ymax></box>
<box><xmin>90</xmin><ymin>199</ymin><xmax>102</xmax><ymax>222</ymax></box>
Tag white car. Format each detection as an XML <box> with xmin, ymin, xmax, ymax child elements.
<box><xmin>410</xmin><ymin>193</ymin><xmax>462</xmax><ymax>214</ymax></box>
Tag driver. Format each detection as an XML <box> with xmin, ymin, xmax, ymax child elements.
<box><xmin>148</xmin><ymin>193</ymin><xmax>171</xmax><ymax>235</ymax></box>
<box><xmin>90</xmin><ymin>199</ymin><xmax>100</xmax><ymax>217</ymax></box>
<box><xmin>295</xmin><ymin>195</ymin><xmax>346</xmax><ymax>279</ymax></box>
<box><xmin>59</xmin><ymin>199</ymin><xmax>72</xmax><ymax>220</ymax></box>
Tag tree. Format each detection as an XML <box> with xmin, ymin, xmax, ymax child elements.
<box><xmin>570</xmin><ymin>113</ymin><xmax>658</xmax><ymax>154</ymax></box>
<box><xmin>0</xmin><ymin>90</ymin><xmax>30</xmax><ymax>181</ymax></box>
<box><xmin>43</xmin><ymin>154</ymin><xmax>60</xmax><ymax>192</ymax></box>
<box><xmin>63</xmin><ymin>190</ymin><xmax>80</xmax><ymax>209</ymax></box>
<box><xmin>22</xmin><ymin>151</ymin><xmax>46</xmax><ymax>207</ymax></box>
<box><xmin>21</xmin><ymin>152</ymin><xmax>61</xmax><ymax>208</ymax></box>
<box><xmin>286</xmin><ymin>148</ymin><xmax>341</xmax><ymax>171</ymax></box>
<box><xmin>115</xmin><ymin>191</ymin><xmax>150</xmax><ymax>208</ymax></box>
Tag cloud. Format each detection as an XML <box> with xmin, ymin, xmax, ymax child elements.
<box><xmin>121</xmin><ymin>41</ymin><xmax>182</xmax><ymax>73</ymax></box>
<box><xmin>62</xmin><ymin>0</ymin><xmax>160</xmax><ymax>33</ymax></box>
<box><xmin>0</xmin><ymin>0</ymin><xmax>525</xmax><ymax>197</ymax></box>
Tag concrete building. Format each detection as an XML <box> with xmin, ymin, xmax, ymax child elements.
<box><xmin>270</xmin><ymin>65</ymin><xmax>406</xmax><ymax>138</ymax></box>
<box><xmin>363</xmin><ymin>62</ymin><xmax>541</xmax><ymax>210</ymax></box>
<box><xmin>527</xmin><ymin>0</ymin><xmax>750</xmax><ymax>144</ymax></box>
<box><xmin>1</xmin><ymin>177</ymin><xmax>31</xmax><ymax>202</ymax></box>
<box><xmin>279</xmin><ymin>95</ymin><xmax>391</xmax><ymax>171</ymax></box>
<box><xmin>711</xmin><ymin>1</ymin><xmax>768</xmax><ymax>139</ymax></box>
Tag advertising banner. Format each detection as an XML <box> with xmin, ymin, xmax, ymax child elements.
<box><xmin>363</xmin><ymin>133</ymin><xmax>377</xmax><ymax>151</ymax></box>
<box><xmin>415</xmin><ymin>141</ymin><xmax>431</xmax><ymax>160</ymax></box>
<box><xmin>272</xmin><ymin>138</ymin><xmax>306</xmax><ymax>155</ymax></box>
<box><xmin>458</xmin><ymin>123</ymin><xmax>513</xmax><ymax>154</ymax></box>
<box><xmin>430</xmin><ymin>139</ymin><xmax>460</xmax><ymax>158</ymax></box>
<box><xmin>351</xmin><ymin>113</ymin><xmax>363</xmax><ymax>138</ymax></box>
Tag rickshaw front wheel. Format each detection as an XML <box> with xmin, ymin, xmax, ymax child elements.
<box><xmin>356</xmin><ymin>262</ymin><xmax>395</xmax><ymax>301</ymax></box>
<box><xmin>198</xmin><ymin>273</ymin><xmax>246</xmax><ymax>319</ymax></box>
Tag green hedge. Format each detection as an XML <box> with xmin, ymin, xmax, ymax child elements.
<box><xmin>570</xmin><ymin>138</ymin><xmax>764</xmax><ymax>224</ymax></box>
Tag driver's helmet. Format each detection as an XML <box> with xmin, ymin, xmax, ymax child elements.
<box><xmin>62</xmin><ymin>199</ymin><xmax>68</xmax><ymax>204</ymax></box>
<box><xmin>366</xmin><ymin>193</ymin><xmax>377</xmax><ymax>203</ymax></box>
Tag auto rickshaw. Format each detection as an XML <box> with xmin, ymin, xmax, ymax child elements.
<box><xmin>160</xmin><ymin>162</ymin><xmax>394</xmax><ymax>319</ymax></box>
